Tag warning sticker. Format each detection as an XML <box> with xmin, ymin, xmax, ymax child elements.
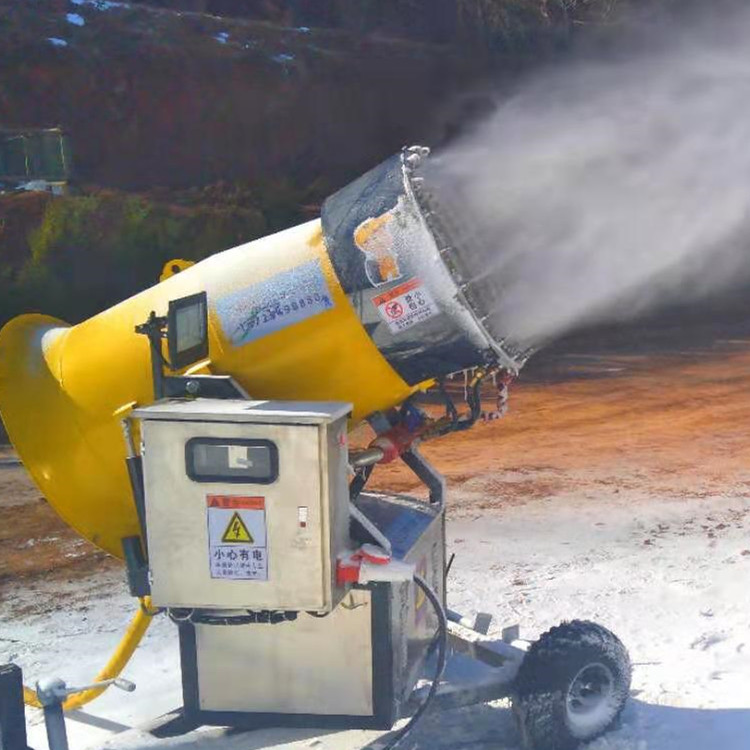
<box><xmin>207</xmin><ymin>495</ymin><xmax>268</xmax><ymax>581</ymax></box>
<box><xmin>221</xmin><ymin>512</ymin><xmax>254</xmax><ymax>543</ymax></box>
<box><xmin>372</xmin><ymin>278</ymin><xmax>439</xmax><ymax>335</ymax></box>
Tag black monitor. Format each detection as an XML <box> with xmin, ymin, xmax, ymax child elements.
<box><xmin>167</xmin><ymin>292</ymin><xmax>209</xmax><ymax>371</ymax></box>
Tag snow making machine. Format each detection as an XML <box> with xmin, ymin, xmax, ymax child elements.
<box><xmin>0</xmin><ymin>147</ymin><xmax>632</xmax><ymax>750</ymax></box>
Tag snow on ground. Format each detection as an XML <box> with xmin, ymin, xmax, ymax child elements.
<box><xmin>1</xmin><ymin>568</ymin><xmax>179</xmax><ymax>749</ymax></box>
<box><xmin>447</xmin><ymin>485</ymin><xmax>750</xmax><ymax>749</ymax></box>
<box><xmin>3</xmin><ymin>482</ymin><xmax>749</xmax><ymax>750</ymax></box>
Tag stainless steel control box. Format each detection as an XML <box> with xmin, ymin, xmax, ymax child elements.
<box><xmin>180</xmin><ymin>491</ymin><xmax>445</xmax><ymax>727</ymax></box>
<box><xmin>133</xmin><ymin>399</ymin><xmax>351</xmax><ymax>613</ymax></box>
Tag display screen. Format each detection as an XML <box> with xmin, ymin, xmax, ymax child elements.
<box><xmin>186</xmin><ymin>438</ymin><xmax>278</xmax><ymax>484</ymax></box>
<box><xmin>167</xmin><ymin>292</ymin><xmax>208</xmax><ymax>370</ymax></box>
<box><xmin>175</xmin><ymin>302</ymin><xmax>206</xmax><ymax>356</ymax></box>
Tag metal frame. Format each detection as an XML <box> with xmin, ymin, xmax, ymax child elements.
<box><xmin>135</xmin><ymin>298</ymin><xmax>246</xmax><ymax>402</ymax></box>
<box><xmin>0</xmin><ymin>664</ymin><xmax>28</xmax><ymax>750</ymax></box>
<box><xmin>0</xmin><ymin>127</ymin><xmax>72</xmax><ymax>183</ymax></box>
<box><xmin>174</xmin><ymin>583</ymin><xmax>397</xmax><ymax>731</ymax></box>
<box><xmin>154</xmin><ymin>445</ymin><xmax>525</xmax><ymax>738</ymax></box>
<box><xmin>403</xmin><ymin>623</ymin><xmax>526</xmax><ymax>716</ymax></box>
<box><xmin>123</xmin><ymin>308</ymin><xmax>527</xmax><ymax>743</ymax></box>
<box><xmin>403</xmin><ymin>146</ymin><xmax>532</xmax><ymax>370</ymax></box>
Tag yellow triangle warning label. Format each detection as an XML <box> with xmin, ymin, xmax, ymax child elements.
<box><xmin>221</xmin><ymin>512</ymin><xmax>254</xmax><ymax>544</ymax></box>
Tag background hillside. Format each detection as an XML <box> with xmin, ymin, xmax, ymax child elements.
<box><xmin>0</xmin><ymin>0</ymin><xmax>698</xmax><ymax>328</ymax></box>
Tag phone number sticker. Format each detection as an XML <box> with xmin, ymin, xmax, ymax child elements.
<box><xmin>216</xmin><ymin>260</ymin><xmax>334</xmax><ymax>346</ymax></box>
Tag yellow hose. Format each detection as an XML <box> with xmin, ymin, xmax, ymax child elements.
<box><xmin>23</xmin><ymin>597</ymin><xmax>155</xmax><ymax>711</ymax></box>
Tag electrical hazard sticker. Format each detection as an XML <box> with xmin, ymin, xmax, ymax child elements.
<box><xmin>372</xmin><ymin>278</ymin><xmax>439</xmax><ymax>335</ymax></box>
<box><xmin>207</xmin><ymin>495</ymin><xmax>268</xmax><ymax>581</ymax></box>
<box><xmin>221</xmin><ymin>513</ymin><xmax>254</xmax><ymax>543</ymax></box>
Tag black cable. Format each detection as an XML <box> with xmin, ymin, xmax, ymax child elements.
<box><xmin>450</xmin><ymin>379</ymin><xmax>482</xmax><ymax>433</ymax></box>
<box><xmin>433</xmin><ymin>373</ymin><xmax>486</xmax><ymax>437</ymax></box>
<box><xmin>436</xmin><ymin>378</ymin><xmax>459</xmax><ymax>425</ymax></box>
<box><xmin>369</xmin><ymin>575</ymin><xmax>448</xmax><ymax>750</ymax></box>
<box><xmin>168</xmin><ymin>609</ymin><xmax>297</xmax><ymax>626</ymax></box>
<box><xmin>445</xmin><ymin>552</ymin><xmax>456</xmax><ymax>581</ymax></box>
<box><xmin>469</xmin><ymin>379</ymin><xmax>482</xmax><ymax>420</ymax></box>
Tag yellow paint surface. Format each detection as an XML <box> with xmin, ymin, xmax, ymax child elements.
<box><xmin>0</xmin><ymin>220</ymin><xmax>417</xmax><ymax>557</ymax></box>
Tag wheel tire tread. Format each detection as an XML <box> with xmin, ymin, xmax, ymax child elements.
<box><xmin>513</xmin><ymin>620</ymin><xmax>631</xmax><ymax>750</ymax></box>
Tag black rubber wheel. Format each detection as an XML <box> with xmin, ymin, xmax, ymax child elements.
<box><xmin>512</xmin><ymin>620</ymin><xmax>632</xmax><ymax>750</ymax></box>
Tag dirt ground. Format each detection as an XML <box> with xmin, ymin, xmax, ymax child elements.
<box><xmin>3</xmin><ymin>322</ymin><xmax>750</xmax><ymax>603</ymax></box>
<box><xmin>375</xmin><ymin>335</ymin><xmax>750</xmax><ymax>499</ymax></box>
<box><xmin>0</xmin><ymin>455</ymin><xmax>118</xmax><ymax>594</ymax></box>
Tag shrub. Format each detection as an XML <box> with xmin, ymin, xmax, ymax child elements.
<box><xmin>13</xmin><ymin>191</ymin><xmax>266</xmax><ymax>324</ymax></box>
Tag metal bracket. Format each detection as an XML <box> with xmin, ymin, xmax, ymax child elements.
<box><xmin>447</xmin><ymin>621</ymin><xmax>526</xmax><ymax>671</ymax></box>
<box><xmin>406</xmin><ymin>674</ymin><xmax>513</xmax><ymax>714</ymax></box>
<box><xmin>134</xmin><ymin>311</ymin><xmax>169</xmax><ymax>400</ymax></box>
<box><xmin>122</xmin><ymin>536</ymin><xmax>150</xmax><ymax>598</ymax></box>
<box><xmin>502</xmin><ymin>624</ymin><xmax>521</xmax><ymax>644</ymax></box>
<box><xmin>400</xmin><ymin>447</ymin><xmax>446</xmax><ymax>509</ymax></box>
<box><xmin>35</xmin><ymin>676</ymin><xmax>136</xmax><ymax>750</ymax></box>
<box><xmin>162</xmin><ymin>375</ymin><xmax>248</xmax><ymax>400</ymax></box>
<box><xmin>0</xmin><ymin>664</ymin><xmax>28</xmax><ymax>750</ymax></box>
<box><xmin>447</xmin><ymin>609</ymin><xmax>493</xmax><ymax>635</ymax></box>
<box><xmin>404</xmin><ymin>622</ymin><xmax>526</xmax><ymax>716</ymax></box>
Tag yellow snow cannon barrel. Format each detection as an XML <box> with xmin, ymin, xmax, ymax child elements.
<box><xmin>0</xmin><ymin>146</ymin><xmax>530</xmax><ymax>558</ymax></box>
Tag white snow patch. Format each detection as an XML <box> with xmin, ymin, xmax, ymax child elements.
<box><xmin>272</xmin><ymin>53</ymin><xmax>295</xmax><ymax>64</ymax></box>
<box><xmin>47</xmin><ymin>37</ymin><xmax>68</xmax><ymax>47</ymax></box>
<box><xmin>214</xmin><ymin>32</ymin><xmax>229</xmax><ymax>45</ymax></box>
<box><xmin>6</xmin><ymin>487</ymin><xmax>750</xmax><ymax>750</ymax></box>
<box><xmin>66</xmin><ymin>12</ymin><xmax>86</xmax><ymax>26</ymax></box>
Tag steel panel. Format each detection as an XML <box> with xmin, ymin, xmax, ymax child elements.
<box><xmin>142</xmin><ymin>413</ymin><xmax>348</xmax><ymax>612</ymax></box>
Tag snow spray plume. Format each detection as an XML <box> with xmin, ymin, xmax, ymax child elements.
<box><xmin>420</xmin><ymin>9</ymin><xmax>750</xmax><ymax>353</ymax></box>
